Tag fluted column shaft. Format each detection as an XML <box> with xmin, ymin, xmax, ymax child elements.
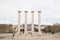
<box><xmin>18</xmin><ymin>11</ymin><xmax>21</xmax><ymax>33</ymax></box>
<box><xmin>25</xmin><ymin>11</ymin><xmax>28</xmax><ymax>33</ymax></box>
<box><xmin>31</xmin><ymin>11</ymin><xmax>34</xmax><ymax>33</ymax></box>
<box><xmin>38</xmin><ymin>11</ymin><xmax>41</xmax><ymax>34</ymax></box>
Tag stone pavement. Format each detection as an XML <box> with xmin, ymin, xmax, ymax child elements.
<box><xmin>0</xmin><ymin>33</ymin><xmax>60</xmax><ymax>40</ymax></box>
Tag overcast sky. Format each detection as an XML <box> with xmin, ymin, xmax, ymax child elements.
<box><xmin>0</xmin><ymin>0</ymin><xmax>60</xmax><ymax>25</ymax></box>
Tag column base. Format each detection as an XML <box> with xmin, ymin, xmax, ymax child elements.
<box><xmin>24</xmin><ymin>31</ymin><xmax>28</xmax><ymax>35</ymax></box>
<box><xmin>38</xmin><ymin>32</ymin><xmax>42</xmax><ymax>36</ymax></box>
<box><xmin>31</xmin><ymin>31</ymin><xmax>35</xmax><ymax>35</ymax></box>
<box><xmin>15</xmin><ymin>31</ymin><xmax>21</xmax><ymax>36</ymax></box>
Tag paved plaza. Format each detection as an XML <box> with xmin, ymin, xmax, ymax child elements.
<box><xmin>0</xmin><ymin>33</ymin><xmax>60</xmax><ymax>40</ymax></box>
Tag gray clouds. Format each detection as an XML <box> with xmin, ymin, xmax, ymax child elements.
<box><xmin>0</xmin><ymin>0</ymin><xmax>60</xmax><ymax>25</ymax></box>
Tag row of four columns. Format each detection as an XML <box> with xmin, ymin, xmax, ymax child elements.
<box><xmin>18</xmin><ymin>11</ymin><xmax>41</xmax><ymax>35</ymax></box>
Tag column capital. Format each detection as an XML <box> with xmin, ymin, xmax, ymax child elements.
<box><xmin>18</xmin><ymin>10</ymin><xmax>21</xmax><ymax>13</ymax></box>
<box><xmin>31</xmin><ymin>11</ymin><xmax>34</xmax><ymax>13</ymax></box>
<box><xmin>24</xmin><ymin>11</ymin><xmax>28</xmax><ymax>13</ymax></box>
<box><xmin>38</xmin><ymin>11</ymin><xmax>41</xmax><ymax>13</ymax></box>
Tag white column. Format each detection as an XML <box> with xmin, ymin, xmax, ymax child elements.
<box><xmin>18</xmin><ymin>10</ymin><xmax>21</xmax><ymax>34</ymax></box>
<box><xmin>24</xmin><ymin>11</ymin><xmax>28</xmax><ymax>33</ymax></box>
<box><xmin>38</xmin><ymin>11</ymin><xmax>41</xmax><ymax>34</ymax></box>
<box><xmin>31</xmin><ymin>11</ymin><xmax>34</xmax><ymax>34</ymax></box>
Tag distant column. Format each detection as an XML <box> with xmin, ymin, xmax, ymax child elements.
<box><xmin>24</xmin><ymin>11</ymin><xmax>28</xmax><ymax>33</ymax></box>
<box><xmin>31</xmin><ymin>11</ymin><xmax>34</xmax><ymax>34</ymax></box>
<box><xmin>18</xmin><ymin>10</ymin><xmax>21</xmax><ymax>34</ymax></box>
<box><xmin>38</xmin><ymin>11</ymin><xmax>41</xmax><ymax>34</ymax></box>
